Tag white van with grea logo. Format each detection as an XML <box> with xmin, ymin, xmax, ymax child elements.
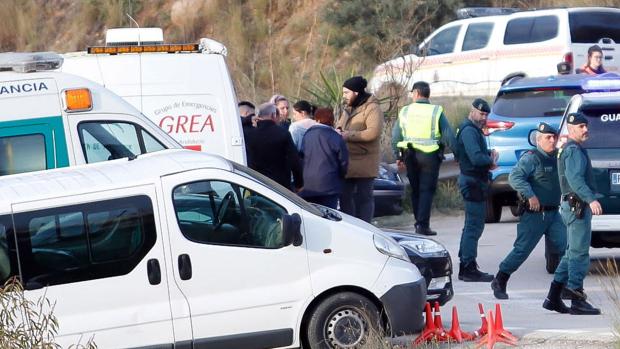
<box><xmin>371</xmin><ymin>7</ymin><xmax>620</xmax><ymax>97</ymax></box>
<box><xmin>0</xmin><ymin>149</ymin><xmax>426</xmax><ymax>348</ymax></box>
<box><xmin>0</xmin><ymin>52</ymin><xmax>180</xmax><ymax>177</ymax></box>
<box><xmin>61</xmin><ymin>27</ymin><xmax>246</xmax><ymax>165</ymax></box>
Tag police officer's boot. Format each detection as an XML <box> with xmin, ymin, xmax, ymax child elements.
<box><xmin>459</xmin><ymin>261</ymin><xmax>493</xmax><ymax>282</ymax></box>
<box><xmin>561</xmin><ymin>287</ymin><xmax>588</xmax><ymax>300</ymax></box>
<box><xmin>563</xmin><ymin>288</ymin><xmax>601</xmax><ymax>315</ymax></box>
<box><xmin>542</xmin><ymin>281</ymin><xmax>570</xmax><ymax>314</ymax></box>
<box><xmin>491</xmin><ymin>271</ymin><xmax>510</xmax><ymax>299</ymax></box>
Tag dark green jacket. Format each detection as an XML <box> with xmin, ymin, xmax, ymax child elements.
<box><xmin>558</xmin><ymin>140</ymin><xmax>596</xmax><ymax>203</ymax></box>
<box><xmin>455</xmin><ymin>118</ymin><xmax>492</xmax><ymax>178</ymax></box>
<box><xmin>509</xmin><ymin>147</ymin><xmax>561</xmax><ymax>206</ymax></box>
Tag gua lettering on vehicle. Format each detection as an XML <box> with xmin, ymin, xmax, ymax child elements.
<box><xmin>159</xmin><ymin>114</ymin><xmax>215</xmax><ymax>133</ymax></box>
<box><xmin>601</xmin><ymin>113</ymin><xmax>620</xmax><ymax>122</ymax></box>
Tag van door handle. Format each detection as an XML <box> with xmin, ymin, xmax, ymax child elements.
<box><xmin>442</xmin><ymin>60</ymin><xmax>453</xmax><ymax>64</ymax></box>
<box><xmin>178</xmin><ymin>254</ymin><xmax>192</xmax><ymax>280</ymax></box>
<box><xmin>479</xmin><ymin>56</ymin><xmax>490</xmax><ymax>60</ymax></box>
<box><xmin>147</xmin><ymin>259</ymin><xmax>161</xmax><ymax>285</ymax></box>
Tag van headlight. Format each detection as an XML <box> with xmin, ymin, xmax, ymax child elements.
<box><xmin>373</xmin><ymin>234</ymin><xmax>410</xmax><ymax>262</ymax></box>
<box><xmin>399</xmin><ymin>238</ymin><xmax>446</xmax><ymax>255</ymax></box>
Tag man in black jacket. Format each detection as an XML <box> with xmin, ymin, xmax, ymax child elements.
<box><xmin>246</xmin><ymin>103</ymin><xmax>303</xmax><ymax>191</ymax></box>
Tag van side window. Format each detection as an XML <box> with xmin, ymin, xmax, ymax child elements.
<box><xmin>462</xmin><ymin>23</ymin><xmax>494</xmax><ymax>51</ymax></box>
<box><xmin>78</xmin><ymin>121</ymin><xmax>167</xmax><ymax>164</ymax></box>
<box><xmin>0</xmin><ymin>134</ymin><xmax>47</xmax><ymax>176</ymax></box>
<box><xmin>426</xmin><ymin>26</ymin><xmax>461</xmax><ymax>56</ymax></box>
<box><xmin>0</xmin><ymin>215</ymin><xmax>18</xmax><ymax>285</ymax></box>
<box><xmin>13</xmin><ymin>196</ymin><xmax>156</xmax><ymax>289</ymax></box>
<box><xmin>504</xmin><ymin>15</ymin><xmax>559</xmax><ymax>45</ymax></box>
<box><xmin>173</xmin><ymin>180</ymin><xmax>288</xmax><ymax>249</ymax></box>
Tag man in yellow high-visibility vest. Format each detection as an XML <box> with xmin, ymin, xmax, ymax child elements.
<box><xmin>392</xmin><ymin>81</ymin><xmax>456</xmax><ymax>235</ymax></box>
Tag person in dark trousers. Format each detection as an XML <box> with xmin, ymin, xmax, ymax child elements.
<box><xmin>246</xmin><ymin>103</ymin><xmax>303</xmax><ymax>191</ymax></box>
<box><xmin>392</xmin><ymin>81</ymin><xmax>456</xmax><ymax>236</ymax></box>
<box><xmin>238</xmin><ymin>101</ymin><xmax>256</xmax><ymax>164</ymax></box>
<box><xmin>491</xmin><ymin>123</ymin><xmax>566</xmax><ymax>299</ymax></box>
<box><xmin>299</xmin><ymin>109</ymin><xmax>348</xmax><ymax>209</ymax></box>
<box><xmin>455</xmin><ymin>98</ymin><xmax>498</xmax><ymax>282</ymax></box>
<box><xmin>543</xmin><ymin>112</ymin><xmax>602</xmax><ymax>315</ymax></box>
<box><xmin>335</xmin><ymin>76</ymin><xmax>384</xmax><ymax>223</ymax></box>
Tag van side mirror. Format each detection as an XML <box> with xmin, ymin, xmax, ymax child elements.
<box><xmin>282</xmin><ymin>213</ymin><xmax>303</xmax><ymax>247</ymax></box>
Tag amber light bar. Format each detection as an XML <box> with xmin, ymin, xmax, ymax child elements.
<box><xmin>87</xmin><ymin>44</ymin><xmax>199</xmax><ymax>54</ymax></box>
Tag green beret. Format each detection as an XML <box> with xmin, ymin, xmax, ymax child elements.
<box><xmin>567</xmin><ymin>112</ymin><xmax>588</xmax><ymax>125</ymax></box>
<box><xmin>472</xmin><ymin>98</ymin><xmax>490</xmax><ymax>113</ymax></box>
<box><xmin>537</xmin><ymin>122</ymin><xmax>557</xmax><ymax>134</ymax></box>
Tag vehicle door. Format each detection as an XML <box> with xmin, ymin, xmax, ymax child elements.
<box><xmin>569</xmin><ymin>10</ymin><xmax>620</xmax><ymax>73</ymax></box>
<box><xmin>0</xmin><ymin>116</ymin><xmax>69</xmax><ymax>176</ymax></box>
<box><xmin>161</xmin><ymin>168</ymin><xmax>311</xmax><ymax>348</ymax></box>
<box><xmin>10</xmin><ymin>186</ymin><xmax>174</xmax><ymax>348</ymax></box>
<box><xmin>416</xmin><ymin>24</ymin><xmax>463</xmax><ymax>96</ymax></box>
<box><xmin>460</xmin><ymin>21</ymin><xmax>496</xmax><ymax>96</ymax></box>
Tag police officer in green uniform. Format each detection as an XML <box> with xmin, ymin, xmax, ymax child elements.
<box><xmin>543</xmin><ymin>112</ymin><xmax>602</xmax><ymax>315</ymax></box>
<box><xmin>491</xmin><ymin>122</ymin><xmax>567</xmax><ymax>299</ymax></box>
<box><xmin>455</xmin><ymin>98</ymin><xmax>497</xmax><ymax>282</ymax></box>
<box><xmin>392</xmin><ymin>81</ymin><xmax>456</xmax><ymax>236</ymax></box>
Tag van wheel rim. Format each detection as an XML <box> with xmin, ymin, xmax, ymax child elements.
<box><xmin>325</xmin><ymin>308</ymin><xmax>367</xmax><ymax>348</ymax></box>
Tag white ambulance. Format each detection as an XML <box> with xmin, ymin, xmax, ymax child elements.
<box><xmin>0</xmin><ymin>52</ymin><xmax>180</xmax><ymax>177</ymax></box>
<box><xmin>0</xmin><ymin>149</ymin><xmax>426</xmax><ymax>348</ymax></box>
<box><xmin>61</xmin><ymin>28</ymin><xmax>246</xmax><ymax>165</ymax></box>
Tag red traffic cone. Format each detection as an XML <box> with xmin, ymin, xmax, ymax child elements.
<box><xmin>475</xmin><ymin>310</ymin><xmax>496</xmax><ymax>349</ymax></box>
<box><xmin>494</xmin><ymin>303</ymin><xmax>518</xmax><ymax>344</ymax></box>
<box><xmin>473</xmin><ymin>303</ymin><xmax>488</xmax><ymax>338</ymax></box>
<box><xmin>446</xmin><ymin>305</ymin><xmax>475</xmax><ymax>343</ymax></box>
<box><xmin>433</xmin><ymin>302</ymin><xmax>449</xmax><ymax>342</ymax></box>
<box><xmin>413</xmin><ymin>302</ymin><xmax>437</xmax><ymax>346</ymax></box>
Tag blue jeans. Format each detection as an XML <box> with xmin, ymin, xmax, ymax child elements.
<box><xmin>554</xmin><ymin>201</ymin><xmax>592</xmax><ymax>290</ymax></box>
<box><xmin>499</xmin><ymin>210</ymin><xmax>566</xmax><ymax>274</ymax></box>
<box><xmin>340</xmin><ymin>178</ymin><xmax>375</xmax><ymax>223</ymax></box>
<box><xmin>459</xmin><ymin>200</ymin><xmax>486</xmax><ymax>264</ymax></box>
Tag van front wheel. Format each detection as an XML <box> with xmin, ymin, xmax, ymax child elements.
<box><xmin>304</xmin><ymin>292</ymin><xmax>381</xmax><ymax>349</ymax></box>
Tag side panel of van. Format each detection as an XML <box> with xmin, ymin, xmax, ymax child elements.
<box><xmin>11</xmin><ymin>186</ymin><xmax>175</xmax><ymax>348</ymax></box>
<box><xmin>0</xmin><ymin>116</ymin><xmax>69</xmax><ymax>176</ymax></box>
<box><xmin>161</xmin><ymin>169</ymin><xmax>311</xmax><ymax>348</ymax></box>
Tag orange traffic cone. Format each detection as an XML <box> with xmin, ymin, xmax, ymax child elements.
<box><xmin>432</xmin><ymin>302</ymin><xmax>448</xmax><ymax>342</ymax></box>
<box><xmin>473</xmin><ymin>303</ymin><xmax>488</xmax><ymax>338</ymax></box>
<box><xmin>494</xmin><ymin>303</ymin><xmax>518</xmax><ymax>344</ymax></box>
<box><xmin>475</xmin><ymin>310</ymin><xmax>496</xmax><ymax>349</ymax></box>
<box><xmin>446</xmin><ymin>305</ymin><xmax>475</xmax><ymax>343</ymax></box>
<box><xmin>413</xmin><ymin>302</ymin><xmax>437</xmax><ymax>346</ymax></box>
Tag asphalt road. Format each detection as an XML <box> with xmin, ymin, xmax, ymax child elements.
<box><xmin>377</xmin><ymin>208</ymin><xmax>620</xmax><ymax>348</ymax></box>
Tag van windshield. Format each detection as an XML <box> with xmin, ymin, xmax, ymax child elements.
<box><xmin>569</xmin><ymin>11</ymin><xmax>620</xmax><ymax>43</ymax></box>
<box><xmin>232</xmin><ymin>163</ymin><xmax>323</xmax><ymax>217</ymax></box>
<box><xmin>581</xmin><ymin>106</ymin><xmax>620</xmax><ymax>149</ymax></box>
<box><xmin>493</xmin><ymin>88</ymin><xmax>583</xmax><ymax>118</ymax></box>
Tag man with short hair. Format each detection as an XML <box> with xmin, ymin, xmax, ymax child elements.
<box><xmin>491</xmin><ymin>122</ymin><xmax>566</xmax><ymax>299</ymax></box>
<box><xmin>543</xmin><ymin>112</ymin><xmax>602</xmax><ymax>315</ymax></box>
<box><xmin>455</xmin><ymin>98</ymin><xmax>498</xmax><ymax>282</ymax></box>
<box><xmin>245</xmin><ymin>103</ymin><xmax>303</xmax><ymax>191</ymax></box>
<box><xmin>392</xmin><ymin>81</ymin><xmax>456</xmax><ymax>236</ymax></box>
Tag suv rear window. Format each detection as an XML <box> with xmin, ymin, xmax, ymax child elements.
<box><xmin>570</xmin><ymin>11</ymin><xmax>620</xmax><ymax>43</ymax></box>
<box><xmin>493</xmin><ymin>88</ymin><xmax>582</xmax><ymax>118</ymax></box>
<box><xmin>504</xmin><ymin>15</ymin><xmax>559</xmax><ymax>44</ymax></box>
<box><xmin>581</xmin><ymin>106</ymin><xmax>620</xmax><ymax>148</ymax></box>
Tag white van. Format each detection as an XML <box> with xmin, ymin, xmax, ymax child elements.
<box><xmin>61</xmin><ymin>28</ymin><xmax>247</xmax><ymax>165</ymax></box>
<box><xmin>0</xmin><ymin>149</ymin><xmax>426</xmax><ymax>348</ymax></box>
<box><xmin>371</xmin><ymin>7</ymin><xmax>620</xmax><ymax>97</ymax></box>
<box><xmin>0</xmin><ymin>52</ymin><xmax>180</xmax><ymax>177</ymax></box>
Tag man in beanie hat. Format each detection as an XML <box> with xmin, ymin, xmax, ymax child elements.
<box><xmin>455</xmin><ymin>98</ymin><xmax>498</xmax><ymax>282</ymax></box>
<box><xmin>392</xmin><ymin>81</ymin><xmax>456</xmax><ymax>236</ymax></box>
<box><xmin>335</xmin><ymin>76</ymin><xmax>384</xmax><ymax>222</ymax></box>
<box><xmin>491</xmin><ymin>122</ymin><xmax>566</xmax><ymax>299</ymax></box>
<box><xmin>543</xmin><ymin>112</ymin><xmax>602</xmax><ymax>315</ymax></box>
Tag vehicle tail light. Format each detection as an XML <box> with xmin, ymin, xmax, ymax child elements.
<box><xmin>563</xmin><ymin>52</ymin><xmax>573</xmax><ymax>65</ymax></box>
<box><xmin>484</xmin><ymin>120</ymin><xmax>515</xmax><ymax>135</ymax></box>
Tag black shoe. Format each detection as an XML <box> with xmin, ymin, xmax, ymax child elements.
<box><xmin>491</xmin><ymin>271</ymin><xmax>510</xmax><ymax>299</ymax></box>
<box><xmin>542</xmin><ymin>281</ymin><xmax>570</xmax><ymax>314</ymax></box>
<box><xmin>562</xmin><ymin>287</ymin><xmax>588</xmax><ymax>301</ymax></box>
<box><xmin>415</xmin><ymin>226</ymin><xmax>437</xmax><ymax>236</ymax></box>
<box><xmin>459</xmin><ymin>261</ymin><xmax>493</xmax><ymax>282</ymax></box>
<box><xmin>570</xmin><ymin>299</ymin><xmax>601</xmax><ymax>315</ymax></box>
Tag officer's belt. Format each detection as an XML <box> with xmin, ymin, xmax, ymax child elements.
<box><xmin>527</xmin><ymin>205</ymin><xmax>559</xmax><ymax>212</ymax></box>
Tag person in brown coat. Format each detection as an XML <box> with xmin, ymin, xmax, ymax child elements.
<box><xmin>335</xmin><ymin>76</ymin><xmax>384</xmax><ymax>222</ymax></box>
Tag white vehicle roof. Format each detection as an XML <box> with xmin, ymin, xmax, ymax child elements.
<box><xmin>0</xmin><ymin>149</ymin><xmax>232</xmax><ymax>212</ymax></box>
